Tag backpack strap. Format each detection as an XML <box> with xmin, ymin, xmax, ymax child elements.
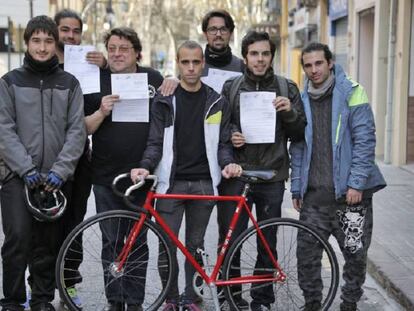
<box><xmin>228</xmin><ymin>74</ymin><xmax>288</xmax><ymax>108</ymax></box>
<box><xmin>228</xmin><ymin>75</ymin><xmax>245</xmax><ymax>111</ymax></box>
<box><xmin>275</xmin><ymin>74</ymin><xmax>289</xmax><ymax>98</ymax></box>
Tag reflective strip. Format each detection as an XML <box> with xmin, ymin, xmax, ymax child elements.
<box><xmin>335</xmin><ymin>114</ymin><xmax>341</xmax><ymax>144</ymax></box>
<box><xmin>206</xmin><ymin>111</ymin><xmax>222</xmax><ymax>124</ymax></box>
<box><xmin>349</xmin><ymin>85</ymin><xmax>369</xmax><ymax>107</ymax></box>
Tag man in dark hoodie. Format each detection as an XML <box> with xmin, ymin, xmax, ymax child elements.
<box><xmin>0</xmin><ymin>15</ymin><xmax>86</xmax><ymax>311</ymax></box>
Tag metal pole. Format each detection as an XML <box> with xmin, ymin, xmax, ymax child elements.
<box><xmin>384</xmin><ymin>0</ymin><xmax>398</xmax><ymax>164</ymax></box>
<box><xmin>18</xmin><ymin>24</ymin><xmax>22</xmax><ymax>66</ymax></box>
<box><xmin>29</xmin><ymin>0</ymin><xmax>34</xmax><ymax>19</ymax></box>
<box><xmin>7</xmin><ymin>16</ymin><xmax>12</xmax><ymax>72</ymax></box>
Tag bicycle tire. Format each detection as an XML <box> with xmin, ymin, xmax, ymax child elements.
<box><xmin>56</xmin><ymin>210</ymin><xmax>176</xmax><ymax>311</ymax></box>
<box><xmin>222</xmin><ymin>218</ymin><xmax>339</xmax><ymax>310</ymax></box>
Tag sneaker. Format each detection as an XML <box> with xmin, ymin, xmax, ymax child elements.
<box><xmin>182</xmin><ymin>302</ymin><xmax>202</xmax><ymax>311</ymax></box>
<box><xmin>192</xmin><ymin>295</ymin><xmax>203</xmax><ymax>304</ymax></box>
<box><xmin>103</xmin><ymin>302</ymin><xmax>124</xmax><ymax>311</ymax></box>
<box><xmin>235</xmin><ymin>297</ymin><xmax>249</xmax><ymax>310</ymax></box>
<box><xmin>2</xmin><ymin>305</ymin><xmax>25</xmax><ymax>311</ymax></box>
<box><xmin>126</xmin><ymin>305</ymin><xmax>142</xmax><ymax>311</ymax></box>
<box><xmin>250</xmin><ymin>302</ymin><xmax>270</xmax><ymax>311</ymax></box>
<box><xmin>161</xmin><ymin>300</ymin><xmax>179</xmax><ymax>311</ymax></box>
<box><xmin>340</xmin><ymin>301</ymin><xmax>357</xmax><ymax>311</ymax></box>
<box><xmin>31</xmin><ymin>302</ymin><xmax>56</xmax><ymax>311</ymax></box>
<box><xmin>302</xmin><ymin>301</ymin><xmax>321</xmax><ymax>311</ymax></box>
<box><xmin>67</xmin><ymin>286</ymin><xmax>83</xmax><ymax>309</ymax></box>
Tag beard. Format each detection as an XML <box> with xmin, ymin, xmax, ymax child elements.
<box><xmin>209</xmin><ymin>44</ymin><xmax>228</xmax><ymax>54</ymax></box>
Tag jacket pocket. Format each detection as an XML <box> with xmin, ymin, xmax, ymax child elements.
<box><xmin>0</xmin><ymin>159</ymin><xmax>15</xmax><ymax>185</ymax></box>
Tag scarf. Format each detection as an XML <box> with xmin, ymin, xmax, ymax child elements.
<box><xmin>307</xmin><ymin>71</ymin><xmax>335</xmax><ymax>100</ymax></box>
<box><xmin>205</xmin><ymin>45</ymin><xmax>233</xmax><ymax>67</ymax></box>
<box><xmin>24</xmin><ymin>52</ymin><xmax>59</xmax><ymax>73</ymax></box>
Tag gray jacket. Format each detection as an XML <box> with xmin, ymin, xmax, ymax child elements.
<box><xmin>0</xmin><ymin>58</ymin><xmax>86</xmax><ymax>182</ymax></box>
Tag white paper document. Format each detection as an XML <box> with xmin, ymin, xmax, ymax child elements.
<box><xmin>201</xmin><ymin>68</ymin><xmax>242</xmax><ymax>93</ymax></box>
<box><xmin>112</xmin><ymin>99</ymin><xmax>149</xmax><ymax>122</ymax></box>
<box><xmin>239</xmin><ymin>92</ymin><xmax>276</xmax><ymax>144</ymax></box>
<box><xmin>64</xmin><ymin>45</ymin><xmax>100</xmax><ymax>94</ymax></box>
<box><xmin>111</xmin><ymin>73</ymin><xmax>149</xmax><ymax>100</ymax></box>
<box><xmin>111</xmin><ymin>73</ymin><xmax>149</xmax><ymax>123</ymax></box>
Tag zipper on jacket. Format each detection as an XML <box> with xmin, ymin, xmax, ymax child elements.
<box><xmin>39</xmin><ymin>79</ymin><xmax>45</xmax><ymax>170</ymax></box>
<box><xmin>204</xmin><ymin>96</ymin><xmax>222</xmax><ymax>120</ymax></box>
<box><xmin>256</xmin><ymin>82</ymin><xmax>260</xmax><ymax>91</ymax></box>
<box><xmin>50</xmin><ymin>88</ymin><xmax>53</xmax><ymax>115</ymax></box>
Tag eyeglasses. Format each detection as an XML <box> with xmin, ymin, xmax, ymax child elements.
<box><xmin>108</xmin><ymin>45</ymin><xmax>134</xmax><ymax>53</ymax></box>
<box><xmin>206</xmin><ymin>26</ymin><xmax>230</xmax><ymax>35</ymax></box>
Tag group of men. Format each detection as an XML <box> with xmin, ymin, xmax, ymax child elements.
<box><xmin>0</xmin><ymin>6</ymin><xmax>385</xmax><ymax>311</ymax></box>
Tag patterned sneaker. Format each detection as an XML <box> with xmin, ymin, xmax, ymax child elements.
<box><xmin>250</xmin><ymin>302</ymin><xmax>271</xmax><ymax>311</ymax></box>
<box><xmin>161</xmin><ymin>300</ymin><xmax>179</xmax><ymax>311</ymax></box>
<box><xmin>66</xmin><ymin>286</ymin><xmax>82</xmax><ymax>309</ymax></box>
<box><xmin>340</xmin><ymin>301</ymin><xmax>357</xmax><ymax>311</ymax></box>
<box><xmin>182</xmin><ymin>302</ymin><xmax>202</xmax><ymax>311</ymax></box>
<box><xmin>302</xmin><ymin>301</ymin><xmax>321</xmax><ymax>311</ymax></box>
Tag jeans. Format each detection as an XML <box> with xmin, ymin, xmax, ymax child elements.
<box><xmin>156</xmin><ymin>179</ymin><xmax>215</xmax><ymax>302</ymax></box>
<box><xmin>93</xmin><ymin>184</ymin><xmax>148</xmax><ymax>304</ymax></box>
<box><xmin>217</xmin><ymin>179</ymin><xmax>285</xmax><ymax>305</ymax></box>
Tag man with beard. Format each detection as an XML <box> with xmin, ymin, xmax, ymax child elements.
<box><xmin>219</xmin><ymin>31</ymin><xmax>306</xmax><ymax>310</ymax></box>
<box><xmin>54</xmin><ymin>9</ymin><xmax>107</xmax><ymax>68</ymax></box>
<box><xmin>53</xmin><ymin>10</ymin><xmax>105</xmax><ymax>308</ymax></box>
<box><xmin>201</xmin><ymin>9</ymin><xmax>244</xmax><ymax>75</ymax></box>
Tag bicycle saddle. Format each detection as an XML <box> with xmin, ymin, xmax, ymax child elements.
<box><xmin>241</xmin><ymin>170</ymin><xmax>276</xmax><ymax>182</ymax></box>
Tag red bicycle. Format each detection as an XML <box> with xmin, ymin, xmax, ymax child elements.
<box><xmin>56</xmin><ymin>171</ymin><xmax>339</xmax><ymax>310</ymax></box>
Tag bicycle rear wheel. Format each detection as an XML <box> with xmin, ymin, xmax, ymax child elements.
<box><xmin>222</xmin><ymin>218</ymin><xmax>339</xmax><ymax>311</ymax></box>
<box><xmin>56</xmin><ymin>210</ymin><xmax>176</xmax><ymax>311</ymax></box>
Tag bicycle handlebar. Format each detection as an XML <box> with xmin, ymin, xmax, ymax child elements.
<box><xmin>112</xmin><ymin>174</ymin><xmax>159</xmax><ymax>211</ymax></box>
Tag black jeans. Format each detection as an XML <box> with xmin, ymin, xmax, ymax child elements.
<box><xmin>0</xmin><ymin>177</ymin><xmax>72</xmax><ymax>309</ymax></box>
<box><xmin>60</xmin><ymin>152</ymin><xmax>92</xmax><ymax>287</ymax></box>
<box><xmin>217</xmin><ymin>179</ymin><xmax>285</xmax><ymax>305</ymax></box>
<box><xmin>93</xmin><ymin>184</ymin><xmax>148</xmax><ymax>305</ymax></box>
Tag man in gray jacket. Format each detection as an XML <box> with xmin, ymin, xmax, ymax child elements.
<box><xmin>0</xmin><ymin>16</ymin><xmax>86</xmax><ymax>311</ymax></box>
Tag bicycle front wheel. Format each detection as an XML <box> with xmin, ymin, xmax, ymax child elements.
<box><xmin>56</xmin><ymin>210</ymin><xmax>176</xmax><ymax>311</ymax></box>
<box><xmin>222</xmin><ymin>218</ymin><xmax>339</xmax><ymax>311</ymax></box>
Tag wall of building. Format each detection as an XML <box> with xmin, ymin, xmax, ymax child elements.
<box><xmin>348</xmin><ymin>0</ymin><xmax>412</xmax><ymax>165</ymax></box>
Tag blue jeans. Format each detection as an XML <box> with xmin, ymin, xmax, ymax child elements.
<box><xmin>93</xmin><ymin>184</ymin><xmax>148</xmax><ymax>305</ymax></box>
<box><xmin>156</xmin><ymin>179</ymin><xmax>215</xmax><ymax>302</ymax></box>
<box><xmin>217</xmin><ymin>179</ymin><xmax>285</xmax><ymax>305</ymax></box>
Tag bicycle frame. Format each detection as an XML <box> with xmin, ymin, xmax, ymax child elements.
<box><xmin>115</xmin><ymin>177</ymin><xmax>287</xmax><ymax>289</ymax></box>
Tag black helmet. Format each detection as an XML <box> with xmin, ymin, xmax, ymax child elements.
<box><xmin>24</xmin><ymin>184</ymin><xmax>67</xmax><ymax>222</ymax></box>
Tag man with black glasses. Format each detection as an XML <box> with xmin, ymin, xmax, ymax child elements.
<box><xmin>201</xmin><ymin>9</ymin><xmax>244</xmax><ymax>75</ymax></box>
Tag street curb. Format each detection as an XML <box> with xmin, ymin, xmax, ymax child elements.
<box><xmin>367</xmin><ymin>257</ymin><xmax>412</xmax><ymax>310</ymax></box>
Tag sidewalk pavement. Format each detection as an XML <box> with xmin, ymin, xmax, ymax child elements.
<box><xmin>366</xmin><ymin>162</ymin><xmax>414</xmax><ymax>310</ymax></box>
